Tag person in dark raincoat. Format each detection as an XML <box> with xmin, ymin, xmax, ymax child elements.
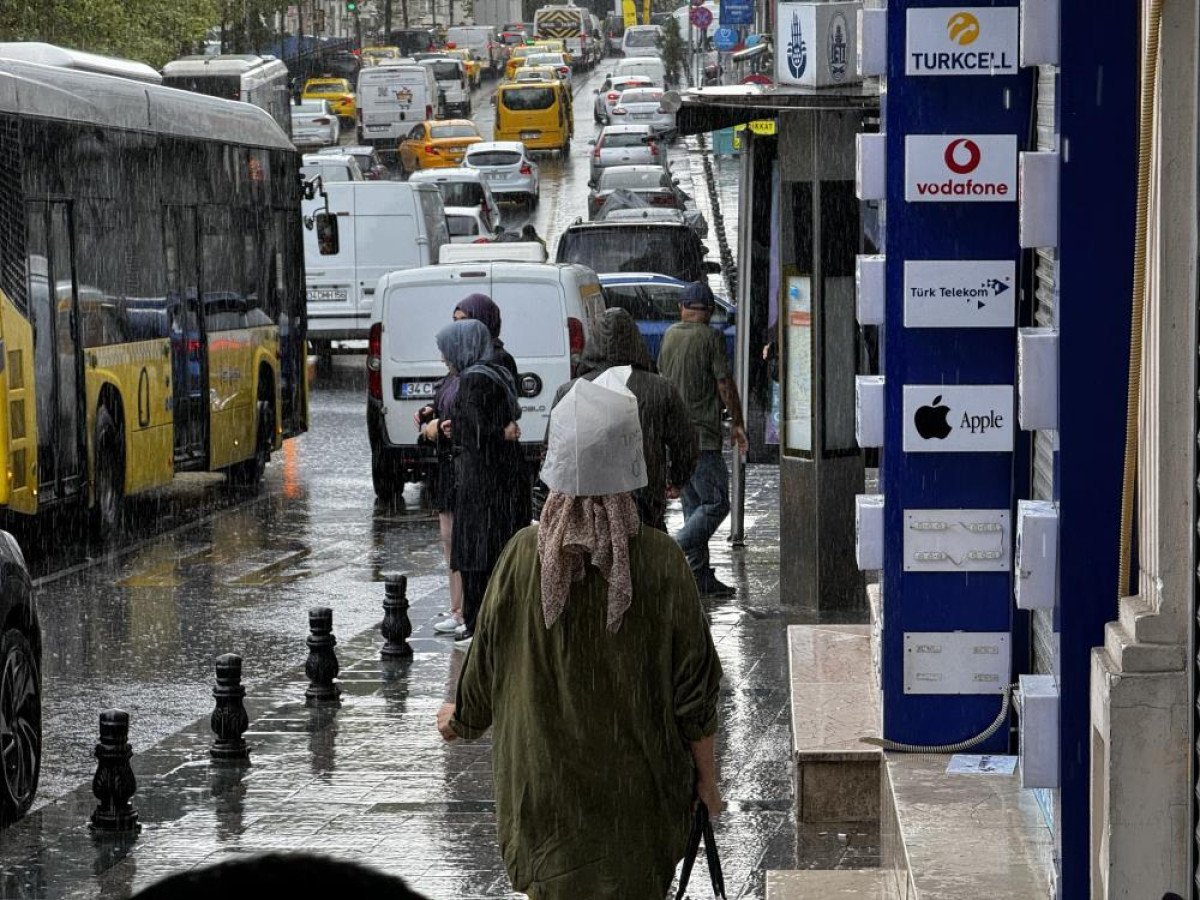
<box><xmin>434</xmin><ymin>319</ymin><xmax>530</xmax><ymax>646</ymax></box>
<box><xmin>437</xmin><ymin>376</ymin><xmax>724</xmax><ymax>899</ymax></box>
<box><xmin>547</xmin><ymin>307</ymin><xmax>698</xmax><ymax>530</ymax></box>
<box><xmin>454</xmin><ymin>292</ymin><xmax>518</xmax><ymax>382</ymax></box>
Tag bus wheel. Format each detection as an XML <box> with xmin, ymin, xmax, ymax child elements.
<box><xmin>230</xmin><ymin>400</ymin><xmax>273</xmax><ymax>488</ymax></box>
<box><xmin>91</xmin><ymin>408</ymin><xmax>124</xmax><ymax>539</ymax></box>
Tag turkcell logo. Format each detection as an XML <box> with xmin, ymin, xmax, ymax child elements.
<box><xmin>786</xmin><ymin>10</ymin><xmax>807</xmax><ymax>79</ymax></box>
<box><xmin>905</xmin><ymin>7</ymin><xmax>1019</xmax><ymax>76</ymax></box>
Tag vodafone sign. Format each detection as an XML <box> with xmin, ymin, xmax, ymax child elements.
<box><xmin>905</xmin><ymin>134</ymin><xmax>1017</xmax><ymax>202</ymax></box>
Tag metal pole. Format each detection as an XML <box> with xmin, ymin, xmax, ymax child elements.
<box><xmin>728</xmin><ymin>136</ymin><xmax>754</xmax><ymax>546</ymax></box>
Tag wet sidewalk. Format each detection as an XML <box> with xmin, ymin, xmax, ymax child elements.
<box><xmin>1</xmin><ymin>464</ymin><xmax>806</xmax><ymax>899</ymax></box>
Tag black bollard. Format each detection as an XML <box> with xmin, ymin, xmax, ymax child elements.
<box><xmin>90</xmin><ymin>709</ymin><xmax>139</xmax><ymax>832</ymax></box>
<box><xmin>380</xmin><ymin>573</ymin><xmax>414</xmax><ymax>659</ymax></box>
<box><xmin>304</xmin><ymin>606</ymin><xmax>341</xmax><ymax>707</ymax></box>
<box><xmin>210</xmin><ymin>654</ymin><xmax>250</xmax><ymax>761</ymax></box>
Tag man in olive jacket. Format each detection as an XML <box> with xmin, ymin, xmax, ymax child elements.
<box><xmin>542</xmin><ymin>307</ymin><xmax>698</xmax><ymax>530</ymax></box>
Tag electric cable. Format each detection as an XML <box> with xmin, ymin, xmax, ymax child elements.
<box><xmin>860</xmin><ymin>683</ymin><xmax>1016</xmax><ymax>754</ymax></box>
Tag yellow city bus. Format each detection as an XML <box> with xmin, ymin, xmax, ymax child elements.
<box><xmin>0</xmin><ymin>47</ymin><xmax>308</xmax><ymax>533</ymax></box>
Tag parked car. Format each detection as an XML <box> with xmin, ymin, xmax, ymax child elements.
<box><xmin>598</xmin><ymin>272</ymin><xmax>734</xmax><ymax>363</ymax></box>
<box><xmin>367</xmin><ymin>262</ymin><xmax>606</xmax><ymax>494</ymax></box>
<box><xmin>589</xmin><ymin>123</ymin><xmax>665</xmax><ymax>181</ymax></box>
<box><xmin>301</xmin><ymin>153</ymin><xmax>367</xmax><ymax>183</ymax></box>
<box><xmin>445</xmin><ymin>205</ymin><xmax>502</xmax><ymax>243</ymax></box>
<box><xmin>317</xmin><ymin>145</ymin><xmax>389</xmax><ymax>180</ymax></box>
<box><xmin>593</xmin><ymin>74</ymin><xmax>652</xmax><ymax>123</ymax></box>
<box><xmin>555</xmin><ymin>220</ymin><xmax>722</xmax><ymax>282</ymax></box>
<box><xmin>291</xmin><ymin>99</ymin><xmax>340</xmax><ymax>148</ymax></box>
<box><xmin>587</xmin><ymin>165</ymin><xmax>686</xmax><ymax>218</ymax></box>
<box><xmin>301</xmin><ymin>76</ymin><xmax>357</xmax><ymax>126</ymax></box>
<box><xmin>463</xmin><ymin>141</ymin><xmax>540</xmax><ymax>205</ymax></box>
<box><xmin>621</xmin><ymin>25</ymin><xmax>663</xmax><ymax>58</ymax></box>
<box><xmin>397</xmin><ymin>119</ymin><xmax>483</xmax><ymax>175</ymax></box>
<box><xmin>611</xmin><ymin>86</ymin><xmax>675</xmax><ymax>137</ymax></box>
<box><xmin>408</xmin><ymin>167</ymin><xmax>500</xmax><ymax>232</ymax></box>
<box><xmin>0</xmin><ymin>531</ymin><xmax>39</xmax><ymax>825</ymax></box>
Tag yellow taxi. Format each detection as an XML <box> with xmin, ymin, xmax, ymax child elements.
<box><xmin>301</xmin><ymin>77</ymin><xmax>356</xmax><ymax>123</ymax></box>
<box><xmin>504</xmin><ymin>45</ymin><xmax>538</xmax><ymax>79</ymax></box>
<box><xmin>530</xmin><ymin>38</ymin><xmax>572</xmax><ymax>65</ymax></box>
<box><xmin>511</xmin><ymin>64</ymin><xmax>564</xmax><ymax>84</ymax></box>
<box><xmin>443</xmin><ymin>47</ymin><xmax>482</xmax><ymax>88</ymax></box>
<box><xmin>361</xmin><ymin>45</ymin><xmax>403</xmax><ymax>66</ymax></box>
<box><xmin>397</xmin><ymin>119</ymin><xmax>484</xmax><ymax>174</ymax></box>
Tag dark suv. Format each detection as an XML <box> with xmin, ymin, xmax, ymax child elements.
<box><xmin>0</xmin><ymin>531</ymin><xmax>39</xmax><ymax>825</ymax></box>
<box><xmin>554</xmin><ymin>220</ymin><xmax>721</xmax><ymax>283</ymax></box>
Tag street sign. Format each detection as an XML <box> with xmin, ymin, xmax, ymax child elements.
<box><xmin>713</xmin><ymin>26</ymin><xmax>739</xmax><ymax>51</ymax></box>
<box><xmin>689</xmin><ymin>6</ymin><xmax>713</xmax><ymax>30</ymax></box>
<box><xmin>720</xmin><ymin>0</ymin><xmax>754</xmax><ymax>25</ymax></box>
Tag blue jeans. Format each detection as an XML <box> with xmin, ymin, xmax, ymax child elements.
<box><xmin>675</xmin><ymin>450</ymin><xmax>730</xmax><ymax>578</ymax></box>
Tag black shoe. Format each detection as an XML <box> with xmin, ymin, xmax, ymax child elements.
<box><xmin>695</xmin><ymin>575</ymin><xmax>736</xmax><ymax>598</ymax></box>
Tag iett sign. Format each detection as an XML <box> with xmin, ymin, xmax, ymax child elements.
<box><xmin>906</xmin><ymin>7</ymin><xmax>1019</xmax><ymax>76</ymax></box>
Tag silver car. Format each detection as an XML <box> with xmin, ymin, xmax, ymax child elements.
<box><xmin>463</xmin><ymin>141</ymin><xmax>541</xmax><ymax>206</ymax></box>
<box><xmin>612</xmin><ymin>87</ymin><xmax>675</xmax><ymax>138</ymax></box>
<box><xmin>300</xmin><ymin>154</ymin><xmax>365</xmax><ymax>182</ymax></box>
<box><xmin>589</xmin><ymin>124</ymin><xmax>666</xmax><ymax>182</ymax></box>
<box><xmin>291</xmin><ymin>100</ymin><xmax>340</xmax><ymax>148</ymax></box>
<box><xmin>592</xmin><ymin>74</ymin><xmax>653</xmax><ymax>124</ymax></box>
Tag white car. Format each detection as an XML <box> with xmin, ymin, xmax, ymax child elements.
<box><xmin>408</xmin><ymin>168</ymin><xmax>500</xmax><ymax>233</ymax></box>
<box><xmin>301</xmin><ymin>153</ymin><xmax>365</xmax><ymax>182</ymax></box>
<box><xmin>291</xmin><ymin>99</ymin><xmax>340</xmax><ymax>148</ymax></box>
<box><xmin>621</xmin><ymin>25</ymin><xmax>663</xmax><ymax>58</ymax></box>
<box><xmin>589</xmin><ymin>124</ymin><xmax>665</xmax><ymax>181</ymax></box>
<box><xmin>612</xmin><ymin>87</ymin><xmax>675</xmax><ymax>137</ymax></box>
<box><xmin>593</xmin><ymin>74</ymin><xmax>652</xmax><ymax>124</ymax></box>
<box><xmin>463</xmin><ymin>141</ymin><xmax>540</xmax><ymax>206</ymax></box>
<box><xmin>522</xmin><ymin>52</ymin><xmax>572</xmax><ymax>80</ymax></box>
<box><xmin>444</xmin><ymin>206</ymin><xmax>501</xmax><ymax>243</ymax></box>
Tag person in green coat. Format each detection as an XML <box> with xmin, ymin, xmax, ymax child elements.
<box><xmin>437</xmin><ymin>375</ymin><xmax>724</xmax><ymax>900</ymax></box>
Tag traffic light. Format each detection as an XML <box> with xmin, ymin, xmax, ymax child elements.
<box><xmin>345</xmin><ymin>0</ymin><xmax>357</xmax><ymax>12</ymax></box>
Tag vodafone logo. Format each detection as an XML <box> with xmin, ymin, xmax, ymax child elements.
<box><xmin>943</xmin><ymin>138</ymin><xmax>981</xmax><ymax>174</ymax></box>
<box><xmin>905</xmin><ymin>134</ymin><xmax>1017</xmax><ymax>203</ymax></box>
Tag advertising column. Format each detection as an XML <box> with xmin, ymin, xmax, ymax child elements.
<box><xmin>876</xmin><ymin>4</ymin><xmax>1031</xmax><ymax>746</ymax></box>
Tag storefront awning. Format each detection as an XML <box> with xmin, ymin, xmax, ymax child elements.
<box><xmin>671</xmin><ymin>83</ymin><xmax>881</xmax><ymax>136</ymax></box>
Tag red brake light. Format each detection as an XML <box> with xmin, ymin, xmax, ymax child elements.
<box><xmin>593</xmin><ymin>143</ymin><xmax>602</xmax><ymax>158</ymax></box>
<box><xmin>425</xmin><ymin>144</ymin><xmax>439</xmax><ymax>154</ymax></box>
<box><xmin>606</xmin><ymin>91</ymin><xmax>619</xmax><ymax>100</ymax></box>
<box><xmin>367</xmin><ymin>323</ymin><xmax>383</xmax><ymax>400</ymax></box>
<box><xmin>426</xmin><ymin>104</ymin><xmax>433</xmax><ymax>119</ymax></box>
<box><xmin>519</xmin><ymin>163</ymin><xmax>532</xmax><ymax>175</ymax></box>
<box><xmin>567</xmin><ymin>317</ymin><xmax>585</xmax><ymax>375</ymax></box>
<box><xmin>648</xmin><ymin>141</ymin><xmax>659</xmax><ymax>157</ymax></box>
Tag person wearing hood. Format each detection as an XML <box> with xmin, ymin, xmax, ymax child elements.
<box><xmin>453</xmin><ymin>292</ymin><xmax>518</xmax><ymax>382</ymax></box>
<box><xmin>432</xmin><ymin>319</ymin><xmax>531</xmax><ymax>646</ymax></box>
<box><xmin>546</xmin><ymin>307</ymin><xmax>697</xmax><ymax>530</ymax></box>
<box><xmin>437</xmin><ymin>376</ymin><xmax>723</xmax><ymax>899</ymax></box>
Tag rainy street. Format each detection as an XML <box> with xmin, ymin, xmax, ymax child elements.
<box><xmin>0</xmin><ymin>60</ymin><xmax>836</xmax><ymax>899</ymax></box>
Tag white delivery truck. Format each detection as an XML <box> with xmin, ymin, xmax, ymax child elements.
<box><xmin>366</xmin><ymin>261</ymin><xmax>607</xmax><ymax>495</ymax></box>
<box><xmin>356</xmin><ymin>63</ymin><xmax>438</xmax><ymax>161</ymax></box>
<box><xmin>302</xmin><ymin>181</ymin><xmax>449</xmax><ymax>345</ymax></box>
<box><xmin>446</xmin><ymin>25</ymin><xmax>503</xmax><ymax>76</ymax></box>
<box><xmin>471</xmin><ymin>0</ymin><xmax>524</xmax><ymax>28</ymax></box>
<box><xmin>534</xmin><ymin>4</ymin><xmax>597</xmax><ymax>69</ymax></box>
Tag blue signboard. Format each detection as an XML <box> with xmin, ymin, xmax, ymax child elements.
<box><xmin>720</xmin><ymin>0</ymin><xmax>754</xmax><ymax>26</ymax></box>
<box><xmin>712</xmin><ymin>26</ymin><xmax>739</xmax><ymax>51</ymax></box>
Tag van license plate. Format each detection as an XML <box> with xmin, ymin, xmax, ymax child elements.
<box><xmin>397</xmin><ymin>379</ymin><xmax>439</xmax><ymax>400</ymax></box>
<box><xmin>520</xmin><ymin>131</ymin><xmax>540</xmax><ymax>140</ymax></box>
<box><xmin>307</xmin><ymin>288</ymin><xmax>347</xmax><ymax>302</ymax></box>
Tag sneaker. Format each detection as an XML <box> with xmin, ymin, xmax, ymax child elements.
<box><xmin>434</xmin><ymin>616</ymin><xmax>461</xmax><ymax>634</ymax></box>
<box><xmin>453</xmin><ymin>632</ymin><xmax>474</xmax><ymax>650</ymax></box>
<box><xmin>455</xmin><ymin>623</ymin><xmax>468</xmax><ymax>636</ymax></box>
<box><xmin>696</xmin><ymin>575</ymin><xmax>736</xmax><ymax>598</ymax></box>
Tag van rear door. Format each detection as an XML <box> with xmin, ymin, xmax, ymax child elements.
<box><xmin>302</xmin><ymin>183</ymin><xmax>357</xmax><ymax>339</ymax></box>
<box><xmin>355</xmin><ymin>184</ymin><xmax>425</xmax><ymax>326</ymax></box>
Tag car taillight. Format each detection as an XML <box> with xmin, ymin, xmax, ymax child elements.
<box><xmin>657</xmin><ymin>107</ymin><xmax>670</xmax><ymax>114</ymax></box>
<box><xmin>520</xmin><ymin>163</ymin><xmax>532</xmax><ymax>175</ymax></box>
<box><xmin>567</xmin><ymin>317</ymin><xmax>585</xmax><ymax>375</ymax></box>
<box><xmin>558</xmin><ymin>66</ymin><xmax>569</xmax><ymax>76</ymax></box>
<box><xmin>606</xmin><ymin>91</ymin><xmax>619</xmax><ymax>101</ymax></box>
<box><xmin>651</xmin><ymin>194</ymin><xmax>676</xmax><ymax>205</ymax></box>
<box><xmin>367</xmin><ymin>323</ymin><xmax>383</xmax><ymax>400</ymax></box>
<box><xmin>648</xmin><ymin>141</ymin><xmax>659</xmax><ymax>157</ymax></box>
<box><xmin>425</xmin><ymin>144</ymin><xmax>439</xmax><ymax>154</ymax></box>
<box><xmin>593</xmin><ymin>143</ymin><xmax>602</xmax><ymax>158</ymax></box>
<box><xmin>426</xmin><ymin>104</ymin><xmax>433</xmax><ymax>119</ymax></box>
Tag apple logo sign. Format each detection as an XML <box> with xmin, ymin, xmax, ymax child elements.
<box><xmin>914</xmin><ymin>395</ymin><xmax>953</xmax><ymax>440</ymax></box>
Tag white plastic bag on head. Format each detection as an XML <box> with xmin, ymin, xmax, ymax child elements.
<box><xmin>540</xmin><ymin>375</ymin><xmax>647</xmax><ymax>497</ymax></box>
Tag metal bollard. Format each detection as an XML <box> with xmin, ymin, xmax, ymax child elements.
<box><xmin>210</xmin><ymin>654</ymin><xmax>250</xmax><ymax>761</ymax></box>
<box><xmin>380</xmin><ymin>572</ymin><xmax>414</xmax><ymax>659</ymax></box>
<box><xmin>90</xmin><ymin>709</ymin><xmax>139</xmax><ymax>832</ymax></box>
<box><xmin>304</xmin><ymin>606</ymin><xmax>341</xmax><ymax>707</ymax></box>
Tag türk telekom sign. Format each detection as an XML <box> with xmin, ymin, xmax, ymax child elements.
<box><xmin>906</xmin><ymin>7</ymin><xmax>1019</xmax><ymax>76</ymax></box>
<box><xmin>905</xmin><ymin>134</ymin><xmax>1017</xmax><ymax>202</ymax></box>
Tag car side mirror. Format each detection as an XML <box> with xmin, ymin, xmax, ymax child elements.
<box><xmin>315</xmin><ymin>212</ymin><xmax>340</xmax><ymax>255</ymax></box>
<box><xmin>704</xmin><ymin>260</ymin><xmax>722</xmax><ymax>274</ymax></box>
<box><xmin>587</xmin><ymin>139</ymin><xmax>596</xmax><ymax>145</ymax></box>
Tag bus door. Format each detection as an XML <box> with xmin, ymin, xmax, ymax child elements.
<box><xmin>163</xmin><ymin>206</ymin><xmax>208</xmax><ymax>466</ymax></box>
<box><xmin>26</xmin><ymin>200</ymin><xmax>87</xmax><ymax>501</ymax></box>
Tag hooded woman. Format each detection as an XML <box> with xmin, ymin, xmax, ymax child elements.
<box><xmin>437</xmin><ymin>376</ymin><xmax>724</xmax><ymax>899</ymax></box>
<box><xmin>453</xmin><ymin>292</ymin><xmax>518</xmax><ymax>381</ymax></box>
<box><xmin>434</xmin><ymin>319</ymin><xmax>531</xmax><ymax>645</ymax></box>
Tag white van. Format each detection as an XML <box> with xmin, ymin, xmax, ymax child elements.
<box><xmin>418</xmin><ymin>57</ymin><xmax>472</xmax><ymax>117</ymax></box>
<box><xmin>356</xmin><ymin>64</ymin><xmax>438</xmax><ymax>159</ymax></box>
<box><xmin>366</xmin><ymin>262</ymin><xmax>606</xmax><ymax>493</ymax></box>
<box><xmin>612</xmin><ymin>56</ymin><xmax>667</xmax><ymax>86</ymax></box>
<box><xmin>621</xmin><ymin>25</ymin><xmax>663</xmax><ymax>58</ymax></box>
<box><xmin>302</xmin><ymin>181</ymin><xmax>449</xmax><ymax>343</ymax></box>
<box><xmin>445</xmin><ymin>25</ymin><xmax>501</xmax><ymax>75</ymax></box>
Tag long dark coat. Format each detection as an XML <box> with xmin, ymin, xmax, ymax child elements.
<box><xmin>449</xmin><ymin>370</ymin><xmax>531</xmax><ymax>573</ymax></box>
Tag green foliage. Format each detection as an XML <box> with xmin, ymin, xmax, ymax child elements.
<box><xmin>0</xmin><ymin>0</ymin><xmax>224</xmax><ymax>68</ymax></box>
<box><xmin>660</xmin><ymin>15</ymin><xmax>684</xmax><ymax>85</ymax></box>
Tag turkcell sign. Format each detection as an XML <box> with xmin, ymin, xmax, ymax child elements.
<box><xmin>905</xmin><ymin>7</ymin><xmax>1018</xmax><ymax>76</ymax></box>
<box><xmin>905</xmin><ymin>134</ymin><xmax>1017</xmax><ymax>202</ymax></box>
<box><xmin>902</xmin><ymin>384</ymin><xmax>1014</xmax><ymax>453</ymax></box>
<box><xmin>903</xmin><ymin>260</ymin><xmax>1015</xmax><ymax>328</ymax></box>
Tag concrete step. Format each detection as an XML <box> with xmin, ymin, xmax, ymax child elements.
<box><xmin>766</xmin><ymin>869</ymin><xmax>892</xmax><ymax>899</ymax></box>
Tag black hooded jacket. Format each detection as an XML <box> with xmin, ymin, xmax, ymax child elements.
<box><xmin>543</xmin><ymin>308</ymin><xmax>698</xmax><ymax>529</ymax></box>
